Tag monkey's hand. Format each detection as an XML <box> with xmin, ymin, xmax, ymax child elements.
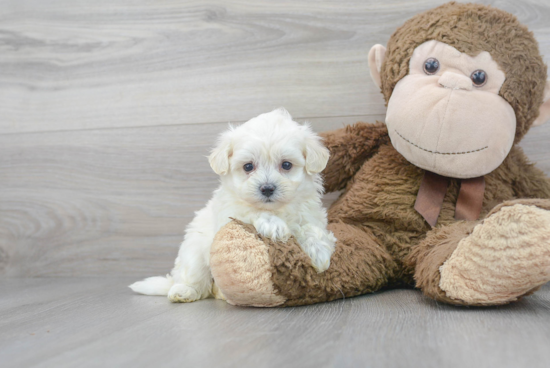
<box><xmin>321</xmin><ymin>122</ymin><xmax>389</xmax><ymax>192</ymax></box>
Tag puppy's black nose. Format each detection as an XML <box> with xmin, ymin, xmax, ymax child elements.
<box><xmin>260</xmin><ymin>184</ymin><xmax>276</xmax><ymax>197</ymax></box>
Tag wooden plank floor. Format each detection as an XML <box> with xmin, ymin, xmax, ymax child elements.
<box><xmin>1</xmin><ymin>278</ymin><xmax>549</xmax><ymax>368</ymax></box>
<box><xmin>1</xmin><ymin>0</ymin><xmax>550</xmax><ymax>367</ymax></box>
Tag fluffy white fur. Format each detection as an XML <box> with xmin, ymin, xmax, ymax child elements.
<box><xmin>129</xmin><ymin>108</ymin><xmax>336</xmax><ymax>302</ymax></box>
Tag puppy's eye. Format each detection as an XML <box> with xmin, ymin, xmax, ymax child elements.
<box><xmin>243</xmin><ymin>163</ymin><xmax>254</xmax><ymax>172</ymax></box>
<box><xmin>471</xmin><ymin>70</ymin><xmax>487</xmax><ymax>87</ymax></box>
<box><xmin>281</xmin><ymin>161</ymin><xmax>292</xmax><ymax>170</ymax></box>
<box><xmin>423</xmin><ymin>58</ymin><xmax>440</xmax><ymax>75</ymax></box>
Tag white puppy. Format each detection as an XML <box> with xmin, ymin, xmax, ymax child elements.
<box><xmin>129</xmin><ymin>108</ymin><xmax>336</xmax><ymax>302</ymax></box>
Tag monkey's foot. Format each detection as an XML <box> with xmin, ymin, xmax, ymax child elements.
<box><xmin>440</xmin><ymin>202</ymin><xmax>550</xmax><ymax>305</ymax></box>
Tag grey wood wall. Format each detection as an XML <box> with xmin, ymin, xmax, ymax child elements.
<box><xmin>1</xmin><ymin>0</ymin><xmax>549</xmax><ymax>277</ymax></box>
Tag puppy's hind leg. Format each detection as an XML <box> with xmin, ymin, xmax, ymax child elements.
<box><xmin>168</xmin><ymin>205</ymin><xmax>217</xmax><ymax>303</ymax></box>
<box><xmin>168</xmin><ymin>254</ymin><xmax>212</xmax><ymax>303</ymax></box>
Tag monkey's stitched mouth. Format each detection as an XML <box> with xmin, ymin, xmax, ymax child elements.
<box><xmin>394</xmin><ymin>130</ymin><xmax>488</xmax><ymax>155</ymax></box>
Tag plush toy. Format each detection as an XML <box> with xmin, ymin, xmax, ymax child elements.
<box><xmin>209</xmin><ymin>2</ymin><xmax>550</xmax><ymax>307</ymax></box>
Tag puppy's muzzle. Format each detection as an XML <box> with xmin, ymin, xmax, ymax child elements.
<box><xmin>260</xmin><ymin>184</ymin><xmax>276</xmax><ymax>198</ymax></box>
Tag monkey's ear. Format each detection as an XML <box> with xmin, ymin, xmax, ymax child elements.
<box><xmin>533</xmin><ymin>80</ymin><xmax>550</xmax><ymax>127</ymax></box>
<box><xmin>368</xmin><ymin>44</ymin><xmax>387</xmax><ymax>89</ymax></box>
<box><xmin>208</xmin><ymin>129</ymin><xmax>233</xmax><ymax>175</ymax></box>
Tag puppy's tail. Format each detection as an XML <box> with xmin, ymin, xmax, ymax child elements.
<box><xmin>129</xmin><ymin>275</ymin><xmax>174</xmax><ymax>296</ymax></box>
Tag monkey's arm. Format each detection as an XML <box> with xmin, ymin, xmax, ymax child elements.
<box><xmin>320</xmin><ymin>122</ymin><xmax>389</xmax><ymax>193</ymax></box>
<box><xmin>508</xmin><ymin>147</ymin><xmax>550</xmax><ymax>199</ymax></box>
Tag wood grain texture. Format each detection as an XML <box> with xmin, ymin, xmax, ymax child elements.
<box><xmin>1</xmin><ymin>278</ymin><xmax>549</xmax><ymax>368</ymax></box>
<box><xmin>0</xmin><ymin>0</ymin><xmax>549</xmax><ymax>134</ymax></box>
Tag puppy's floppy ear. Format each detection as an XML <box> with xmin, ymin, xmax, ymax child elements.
<box><xmin>303</xmin><ymin>125</ymin><xmax>330</xmax><ymax>174</ymax></box>
<box><xmin>208</xmin><ymin>129</ymin><xmax>233</xmax><ymax>175</ymax></box>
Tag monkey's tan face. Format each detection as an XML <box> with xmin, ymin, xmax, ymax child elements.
<box><xmin>386</xmin><ymin>40</ymin><xmax>516</xmax><ymax>179</ymax></box>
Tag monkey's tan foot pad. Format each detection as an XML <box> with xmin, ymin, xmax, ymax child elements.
<box><xmin>440</xmin><ymin>204</ymin><xmax>550</xmax><ymax>305</ymax></box>
<box><xmin>210</xmin><ymin>220</ymin><xmax>286</xmax><ymax>307</ymax></box>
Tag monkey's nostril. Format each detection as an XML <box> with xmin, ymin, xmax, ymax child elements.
<box><xmin>438</xmin><ymin>72</ymin><xmax>473</xmax><ymax>91</ymax></box>
<box><xmin>260</xmin><ymin>184</ymin><xmax>276</xmax><ymax>197</ymax></box>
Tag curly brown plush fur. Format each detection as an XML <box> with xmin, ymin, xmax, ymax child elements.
<box><xmin>323</xmin><ymin>127</ymin><xmax>550</xmax><ymax>298</ymax></box>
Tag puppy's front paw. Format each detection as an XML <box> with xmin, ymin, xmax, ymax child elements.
<box><xmin>253</xmin><ymin>215</ymin><xmax>291</xmax><ymax>242</ymax></box>
<box><xmin>309</xmin><ymin>241</ymin><xmax>334</xmax><ymax>273</ymax></box>
<box><xmin>312</xmin><ymin>257</ymin><xmax>331</xmax><ymax>273</ymax></box>
<box><xmin>168</xmin><ymin>283</ymin><xmax>200</xmax><ymax>303</ymax></box>
<box><xmin>298</xmin><ymin>227</ymin><xmax>337</xmax><ymax>273</ymax></box>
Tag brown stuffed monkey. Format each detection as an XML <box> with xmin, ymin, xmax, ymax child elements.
<box><xmin>208</xmin><ymin>2</ymin><xmax>550</xmax><ymax>307</ymax></box>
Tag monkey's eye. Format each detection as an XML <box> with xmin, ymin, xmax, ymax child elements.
<box><xmin>243</xmin><ymin>163</ymin><xmax>254</xmax><ymax>172</ymax></box>
<box><xmin>471</xmin><ymin>70</ymin><xmax>487</xmax><ymax>87</ymax></box>
<box><xmin>281</xmin><ymin>161</ymin><xmax>292</xmax><ymax>170</ymax></box>
<box><xmin>423</xmin><ymin>58</ymin><xmax>440</xmax><ymax>75</ymax></box>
